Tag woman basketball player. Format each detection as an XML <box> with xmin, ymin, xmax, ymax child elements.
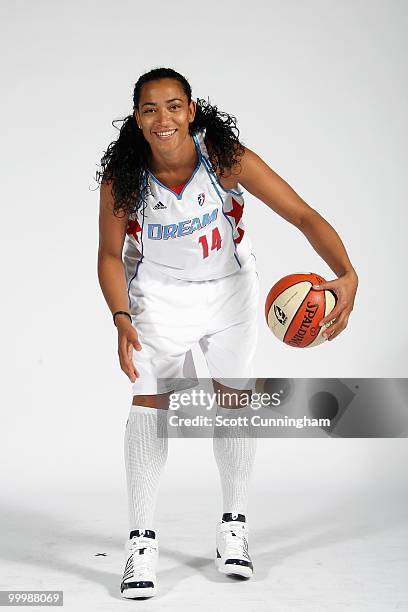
<box><xmin>96</xmin><ymin>67</ymin><xmax>358</xmax><ymax>598</ymax></box>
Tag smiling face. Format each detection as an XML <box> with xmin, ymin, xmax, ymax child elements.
<box><xmin>135</xmin><ymin>78</ymin><xmax>196</xmax><ymax>153</ymax></box>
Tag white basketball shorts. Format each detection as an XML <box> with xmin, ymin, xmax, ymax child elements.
<box><xmin>128</xmin><ymin>255</ymin><xmax>259</xmax><ymax>395</ymax></box>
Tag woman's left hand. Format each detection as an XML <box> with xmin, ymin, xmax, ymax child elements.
<box><xmin>312</xmin><ymin>271</ymin><xmax>359</xmax><ymax>341</ymax></box>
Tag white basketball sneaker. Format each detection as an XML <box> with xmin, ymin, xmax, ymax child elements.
<box><xmin>120</xmin><ymin>529</ymin><xmax>158</xmax><ymax>598</ymax></box>
<box><xmin>215</xmin><ymin>513</ymin><xmax>254</xmax><ymax>578</ymax></box>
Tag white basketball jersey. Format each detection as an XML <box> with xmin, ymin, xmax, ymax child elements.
<box><xmin>123</xmin><ymin>127</ymin><xmax>253</xmax><ymax>286</ymax></box>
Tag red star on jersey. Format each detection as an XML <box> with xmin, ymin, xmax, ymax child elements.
<box><xmin>225</xmin><ymin>197</ymin><xmax>244</xmax><ymax>227</ymax></box>
<box><xmin>126</xmin><ymin>219</ymin><xmax>142</xmax><ymax>243</ymax></box>
<box><xmin>234</xmin><ymin>227</ymin><xmax>245</xmax><ymax>244</ymax></box>
<box><xmin>225</xmin><ymin>197</ymin><xmax>244</xmax><ymax>244</ymax></box>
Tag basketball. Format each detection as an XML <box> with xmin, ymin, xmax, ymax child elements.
<box><xmin>265</xmin><ymin>273</ymin><xmax>337</xmax><ymax>348</ymax></box>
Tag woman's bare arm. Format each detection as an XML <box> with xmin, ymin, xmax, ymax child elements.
<box><xmin>97</xmin><ymin>181</ymin><xmax>132</xmax><ymax>318</ymax></box>
<box><xmin>98</xmin><ymin>181</ymin><xmax>141</xmax><ymax>381</ymax></box>
<box><xmin>237</xmin><ymin>146</ymin><xmax>358</xmax><ymax>341</ymax></box>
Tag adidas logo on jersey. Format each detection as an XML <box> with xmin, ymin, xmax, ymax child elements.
<box><xmin>153</xmin><ymin>201</ymin><xmax>167</xmax><ymax>209</ymax></box>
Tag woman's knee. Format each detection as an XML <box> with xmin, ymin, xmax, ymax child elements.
<box><xmin>132</xmin><ymin>392</ymin><xmax>173</xmax><ymax>409</ymax></box>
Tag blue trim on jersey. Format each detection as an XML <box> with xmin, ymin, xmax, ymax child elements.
<box><xmin>127</xmin><ymin>180</ymin><xmax>147</xmax><ymax>307</ymax></box>
<box><xmin>147</xmin><ymin>134</ymin><xmax>202</xmax><ymax>200</ymax></box>
<box><xmin>194</xmin><ymin>130</ymin><xmax>244</xmax><ymax>197</ymax></box>
<box><xmin>200</xmin><ymin>152</ymin><xmax>241</xmax><ymax>269</ymax></box>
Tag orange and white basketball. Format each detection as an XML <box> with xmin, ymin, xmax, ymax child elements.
<box><xmin>265</xmin><ymin>273</ymin><xmax>337</xmax><ymax>348</ymax></box>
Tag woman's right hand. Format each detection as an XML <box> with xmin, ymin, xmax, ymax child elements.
<box><xmin>116</xmin><ymin>317</ymin><xmax>142</xmax><ymax>383</ymax></box>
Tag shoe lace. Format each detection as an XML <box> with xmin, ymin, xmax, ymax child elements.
<box><xmin>222</xmin><ymin>525</ymin><xmax>249</xmax><ymax>558</ymax></box>
<box><xmin>125</xmin><ymin>539</ymin><xmax>157</xmax><ymax>580</ymax></box>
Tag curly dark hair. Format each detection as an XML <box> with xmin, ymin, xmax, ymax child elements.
<box><xmin>94</xmin><ymin>67</ymin><xmax>245</xmax><ymax>217</ymax></box>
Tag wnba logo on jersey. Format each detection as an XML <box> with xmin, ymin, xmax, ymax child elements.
<box><xmin>198</xmin><ymin>192</ymin><xmax>205</xmax><ymax>206</ymax></box>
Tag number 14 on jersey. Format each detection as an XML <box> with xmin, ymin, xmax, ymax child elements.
<box><xmin>199</xmin><ymin>227</ymin><xmax>222</xmax><ymax>258</ymax></box>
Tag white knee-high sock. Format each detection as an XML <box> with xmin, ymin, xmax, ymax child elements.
<box><xmin>124</xmin><ymin>405</ymin><xmax>168</xmax><ymax>532</ymax></box>
<box><xmin>213</xmin><ymin>405</ymin><xmax>257</xmax><ymax>517</ymax></box>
